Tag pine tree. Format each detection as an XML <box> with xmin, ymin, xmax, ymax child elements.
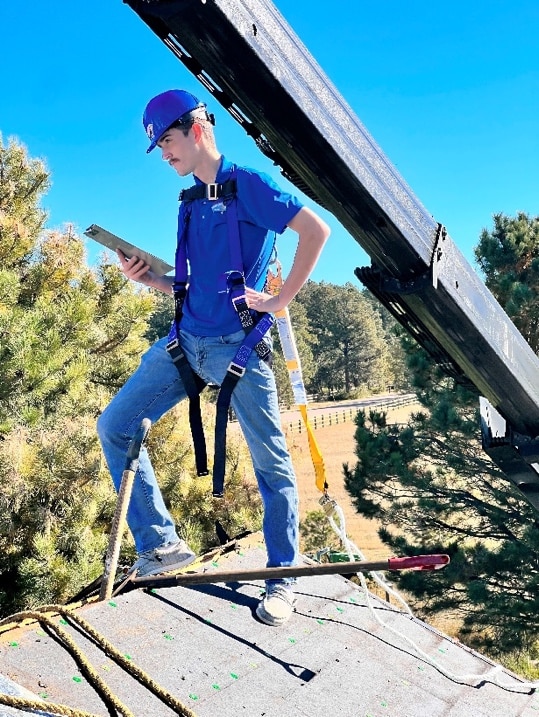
<box><xmin>344</xmin><ymin>212</ymin><xmax>539</xmax><ymax>656</ymax></box>
<box><xmin>297</xmin><ymin>281</ymin><xmax>397</xmax><ymax>397</ymax></box>
<box><xmin>475</xmin><ymin>212</ymin><xmax>539</xmax><ymax>352</ymax></box>
<box><xmin>0</xmin><ymin>135</ymin><xmax>157</xmax><ymax>611</ymax></box>
<box><xmin>144</xmin><ymin>288</ymin><xmax>175</xmax><ymax>344</ymax></box>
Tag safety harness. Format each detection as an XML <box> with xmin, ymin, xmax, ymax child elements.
<box><xmin>166</xmin><ymin>170</ymin><xmax>274</xmax><ymax>497</ymax></box>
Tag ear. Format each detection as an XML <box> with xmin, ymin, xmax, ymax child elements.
<box><xmin>192</xmin><ymin>123</ymin><xmax>204</xmax><ymax>143</ymax></box>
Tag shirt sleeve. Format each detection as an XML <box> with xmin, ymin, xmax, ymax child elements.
<box><xmin>236</xmin><ymin>168</ymin><xmax>303</xmax><ymax>234</ymax></box>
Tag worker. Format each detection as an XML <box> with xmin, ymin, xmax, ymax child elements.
<box><xmin>97</xmin><ymin>89</ymin><xmax>329</xmax><ymax>626</ymax></box>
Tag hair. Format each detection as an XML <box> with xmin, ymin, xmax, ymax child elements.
<box><xmin>168</xmin><ymin>108</ymin><xmax>216</xmax><ymax>143</ymax></box>
<box><xmin>168</xmin><ymin>119</ymin><xmax>215</xmax><ymax>153</ymax></box>
<box><xmin>169</xmin><ymin>119</ymin><xmax>194</xmax><ymax>137</ymax></box>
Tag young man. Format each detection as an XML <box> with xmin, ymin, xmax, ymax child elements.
<box><xmin>97</xmin><ymin>89</ymin><xmax>329</xmax><ymax>626</ymax></box>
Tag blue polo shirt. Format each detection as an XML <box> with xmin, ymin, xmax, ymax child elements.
<box><xmin>178</xmin><ymin>156</ymin><xmax>303</xmax><ymax>336</ymax></box>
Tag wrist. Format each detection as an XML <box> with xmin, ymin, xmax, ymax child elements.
<box><xmin>151</xmin><ymin>274</ymin><xmax>174</xmax><ymax>295</ymax></box>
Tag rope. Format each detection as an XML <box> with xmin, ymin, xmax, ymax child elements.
<box><xmin>323</xmin><ymin>500</ymin><xmax>539</xmax><ymax>694</ymax></box>
<box><xmin>0</xmin><ymin>691</ymin><xmax>105</xmax><ymax>717</ymax></box>
<box><xmin>0</xmin><ymin>605</ymin><xmax>197</xmax><ymax>717</ymax></box>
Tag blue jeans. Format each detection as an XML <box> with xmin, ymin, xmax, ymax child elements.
<box><xmin>97</xmin><ymin>329</ymin><xmax>299</xmax><ymax>581</ymax></box>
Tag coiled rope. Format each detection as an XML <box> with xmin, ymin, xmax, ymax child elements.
<box><xmin>0</xmin><ymin>604</ymin><xmax>197</xmax><ymax>717</ymax></box>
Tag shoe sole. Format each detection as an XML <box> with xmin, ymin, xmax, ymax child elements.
<box><xmin>255</xmin><ymin>599</ymin><xmax>296</xmax><ymax>627</ymax></box>
<box><xmin>137</xmin><ymin>553</ymin><xmax>197</xmax><ymax>577</ymax></box>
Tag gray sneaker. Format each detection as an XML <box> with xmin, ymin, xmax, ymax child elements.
<box><xmin>256</xmin><ymin>583</ymin><xmax>297</xmax><ymax>626</ymax></box>
<box><xmin>129</xmin><ymin>540</ymin><xmax>196</xmax><ymax>577</ymax></box>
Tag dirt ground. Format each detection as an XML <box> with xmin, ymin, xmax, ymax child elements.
<box><xmin>283</xmin><ymin>402</ymin><xmax>417</xmax><ymax>561</ymax></box>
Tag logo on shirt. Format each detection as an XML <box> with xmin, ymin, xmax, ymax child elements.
<box><xmin>211</xmin><ymin>201</ymin><xmax>227</xmax><ymax>214</ymax></box>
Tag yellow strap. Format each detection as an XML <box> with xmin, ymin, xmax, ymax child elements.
<box><xmin>267</xmin><ymin>262</ymin><xmax>328</xmax><ymax>493</ymax></box>
<box><xmin>299</xmin><ymin>404</ymin><xmax>327</xmax><ymax>492</ymax></box>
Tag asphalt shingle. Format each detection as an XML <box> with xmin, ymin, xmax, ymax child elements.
<box><xmin>1</xmin><ymin>533</ymin><xmax>537</xmax><ymax>717</ymax></box>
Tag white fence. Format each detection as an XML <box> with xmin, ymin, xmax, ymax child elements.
<box><xmin>284</xmin><ymin>395</ymin><xmax>418</xmax><ymax>434</ymax></box>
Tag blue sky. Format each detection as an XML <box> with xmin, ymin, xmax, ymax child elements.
<box><xmin>1</xmin><ymin>1</ymin><xmax>538</xmax><ymax>286</ymax></box>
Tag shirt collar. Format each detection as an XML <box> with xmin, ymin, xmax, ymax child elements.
<box><xmin>192</xmin><ymin>155</ymin><xmax>232</xmax><ymax>186</ymax></box>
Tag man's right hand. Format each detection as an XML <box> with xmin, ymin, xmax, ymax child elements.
<box><xmin>116</xmin><ymin>249</ymin><xmax>175</xmax><ymax>295</ymax></box>
<box><xmin>116</xmin><ymin>249</ymin><xmax>153</xmax><ymax>283</ymax></box>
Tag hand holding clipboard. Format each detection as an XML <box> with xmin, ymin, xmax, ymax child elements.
<box><xmin>84</xmin><ymin>224</ymin><xmax>173</xmax><ymax>276</ymax></box>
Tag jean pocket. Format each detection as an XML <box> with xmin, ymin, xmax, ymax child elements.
<box><xmin>220</xmin><ymin>329</ymin><xmax>246</xmax><ymax>345</ymax></box>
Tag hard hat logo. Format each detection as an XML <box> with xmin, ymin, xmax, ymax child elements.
<box><xmin>143</xmin><ymin>89</ymin><xmax>204</xmax><ymax>153</ymax></box>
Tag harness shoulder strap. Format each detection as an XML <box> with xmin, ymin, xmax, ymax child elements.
<box><xmin>167</xmin><ymin>200</ymin><xmax>209</xmax><ymax>476</ymax></box>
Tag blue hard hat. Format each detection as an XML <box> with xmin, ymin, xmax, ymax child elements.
<box><xmin>143</xmin><ymin>89</ymin><xmax>205</xmax><ymax>153</ymax></box>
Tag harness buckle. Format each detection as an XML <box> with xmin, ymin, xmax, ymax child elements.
<box><xmin>206</xmin><ymin>183</ymin><xmax>219</xmax><ymax>200</ymax></box>
<box><xmin>231</xmin><ymin>293</ymin><xmax>247</xmax><ymax>311</ymax></box>
<box><xmin>227</xmin><ymin>362</ymin><xmax>246</xmax><ymax>378</ymax></box>
<box><xmin>166</xmin><ymin>339</ymin><xmax>185</xmax><ymax>363</ymax></box>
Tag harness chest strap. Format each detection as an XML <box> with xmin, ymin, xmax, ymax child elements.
<box><xmin>179</xmin><ymin>179</ymin><xmax>236</xmax><ymax>202</ymax></box>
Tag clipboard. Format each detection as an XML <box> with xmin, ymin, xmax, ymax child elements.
<box><xmin>84</xmin><ymin>224</ymin><xmax>174</xmax><ymax>275</ymax></box>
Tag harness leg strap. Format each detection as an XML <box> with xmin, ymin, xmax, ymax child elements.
<box><xmin>212</xmin><ymin>313</ymin><xmax>275</xmax><ymax>497</ymax></box>
<box><xmin>166</xmin><ymin>339</ymin><xmax>209</xmax><ymax>477</ymax></box>
<box><xmin>212</xmin><ymin>370</ymin><xmax>243</xmax><ymax>497</ymax></box>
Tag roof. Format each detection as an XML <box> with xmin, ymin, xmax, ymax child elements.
<box><xmin>1</xmin><ymin>532</ymin><xmax>537</xmax><ymax>717</ymax></box>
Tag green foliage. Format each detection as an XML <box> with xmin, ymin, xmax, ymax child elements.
<box><xmin>0</xmin><ymin>216</ymin><xmax>154</xmax><ymax>434</ymax></box>
<box><xmin>475</xmin><ymin>211</ymin><xmax>539</xmax><ymax>351</ymax></box>
<box><xmin>363</xmin><ymin>294</ymin><xmax>414</xmax><ymax>393</ymax></box>
<box><xmin>299</xmin><ymin>510</ymin><xmax>337</xmax><ymax>554</ymax></box>
<box><xmin>0</xmin><ymin>420</ymin><xmax>113</xmax><ymax>613</ymax></box>
<box><xmin>345</xmin><ymin>371</ymin><xmax>539</xmax><ymax>655</ymax></box>
<box><xmin>144</xmin><ymin>288</ymin><xmax>175</xmax><ymax>343</ymax></box>
<box><xmin>502</xmin><ymin>648</ymin><xmax>539</xmax><ymax>681</ymax></box>
<box><xmin>295</xmin><ymin>281</ymin><xmax>401</xmax><ymax>397</ymax></box>
<box><xmin>346</xmin><ymin>211</ymin><xmax>539</xmax><ymax>657</ymax></box>
<box><xmin>0</xmin><ymin>134</ymin><xmax>155</xmax><ymax>612</ymax></box>
<box><xmin>0</xmin><ymin>135</ymin><xmax>49</xmax><ymax>267</ymax></box>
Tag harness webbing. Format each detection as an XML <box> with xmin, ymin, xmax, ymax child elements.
<box><xmin>168</xmin><ymin>171</ymin><xmax>273</xmax><ymax>496</ymax></box>
<box><xmin>266</xmin><ymin>261</ymin><xmax>328</xmax><ymax>493</ymax></box>
<box><xmin>166</xmin><ymin>337</ymin><xmax>209</xmax><ymax>476</ymax></box>
<box><xmin>179</xmin><ymin>178</ymin><xmax>236</xmax><ymax>202</ymax></box>
<box><xmin>213</xmin><ymin>312</ymin><xmax>274</xmax><ymax>497</ymax></box>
